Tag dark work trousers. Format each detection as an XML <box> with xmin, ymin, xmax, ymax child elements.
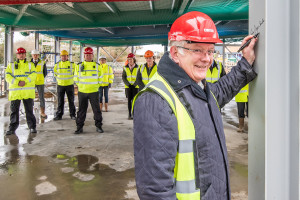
<box><xmin>9</xmin><ymin>99</ymin><xmax>36</xmax><ymax>131</ymax></box>
<box><xmin>76</xmin><ymin>91</ymin><xmax>103</xmax><ymax>129</ymax></box>
<box><xmin>237</xmin><ymin>102</ymin><xmax>248</xmax><ymax>118</ymax></box>
<box><xmin>56</xmin><ymin>85</ymin><xmax>76</xmax><ymax>118</ymax></box>
<box><xmin>99</xmin><ymin>86</ymin><xmax>109</xmax><ymax>103</ymax></box>
<box><xmin>36</xmin><ymin>85</ymin><xmax>45</xmax><ymax>108</ymax></box>
<box><xmin>125</xmin><ymin>87</ymin><xmax>138</xmax><ymax>117</ymax></box>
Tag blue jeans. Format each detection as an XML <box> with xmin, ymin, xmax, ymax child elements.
<box><xmin>99</xmin><ymin>86</ymin><xmax>109</xmax><ymax>103</ymax></box>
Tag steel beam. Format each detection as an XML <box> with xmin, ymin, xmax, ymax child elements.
<box><xmin>57</xmin><ymin>3</ymin><xmax>94</xmax><ymax>23</ymax></box>
<box><xmin>13</xmin><ymin>4</ymin><xmax>28</xmax><ymax>25</ymax></box>
<box><xmin>103</xmin><ymin>2</ymin><xmax>120</xmax><ymax>15</ymax></box>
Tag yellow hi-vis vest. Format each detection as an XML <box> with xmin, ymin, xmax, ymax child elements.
<box><xmin>5</xmin><ymin>60</ymin><xmax>37</xmax><ymax>101</ymax></box>
<box><xmin>206</xmin><ymin>62</ymin><xmax>222</xmax><ymax>83</ymax></box>
<box><xmin>124</xmin><ymin>65</ymin><xmax>139</xmax><ymax>88</ymax></box>
<box><xmin>235</xmin><ymin>84</ymin><xmax>249</xmax><ymax>102</ymax></box>
<box><xmin>100</xmin><ymin>63</ymin><xmax>114</xmax><ymax>87</ymax></box>
<box><xmin>54</xmin><ymin>61</ymin><xmax>74</xmax><ymax>86</ymax></box>
<box><xmin>133</xmin><ymin>73</ymin><xmax>202</xmax><ymax>200</ymax></box>
<box><xmin>74</xmin><ymin>61</ymin><xmax>103</xmax><ymax>93</ymax></box>
<box><xmin>139</xmin><ymin>63</ymin><xmax>157</xmax><ymax>85</ymax></box>
<box><xmin>34</xmin><ymin>60</ymin><xmax>46</xmax><ymax>85</ymax></box>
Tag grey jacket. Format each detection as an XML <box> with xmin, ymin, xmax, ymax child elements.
<box><xmin>133</xmin><ymin>52</ymin><xmax>257</xmax><ymax>200</ymax></box>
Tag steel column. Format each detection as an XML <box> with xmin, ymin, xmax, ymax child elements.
<box><xmin>69</xmin><ymin>40</ymin><xmax>72</xmax><ymax>61</ymax></box>
<box><xmin>54</xmin><ymin>36</ymin><xmax>60</xmax><ymax>63</ymax></box>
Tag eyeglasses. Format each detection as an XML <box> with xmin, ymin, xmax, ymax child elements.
<box><xmin>176</xmin><ymin>46</ymin><xmax>214</xmax><ymax>56</ymax></box>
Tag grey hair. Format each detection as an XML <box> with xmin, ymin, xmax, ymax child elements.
<box><xmin>168</xmin><ymin>40</ymin><xmax>187</xmax><ymax>60</ymax></box>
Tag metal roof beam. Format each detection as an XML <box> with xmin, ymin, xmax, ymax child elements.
<box><xmin>149</xmin><ymin>1</ymin><xmax>155</xmax><ymax>14</ymax></box>
<box><xmin>103</xmin><ymin>2</ymin><xmax>120</xmax><ymax>15</ymax></box>
<box><xmin>24</xmin><ymin>6</ymin><xmax>50</xmax><ymax>20</ymax></box>
<box><xmin>13</xmin><ymin>4</ymin><xmax>28</xmax><ymax>25</ymax></box>
<box><xmin>178</xmin><ymin>0</ymin><xmax>193</xmax><ymax>15</ymax></box>
<box><xmin>101</xmin><ymin>28</ymin><xmax>115</xmax><ymax>35</ymax></box>
<box><xmin>57</xmin><ymin>3</ymin><xmax>94</xmax><ymax>23</ymax></box>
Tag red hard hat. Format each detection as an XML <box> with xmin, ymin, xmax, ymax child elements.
<box><xmin>168</xmin><ymin>11</ymin><xmax>222</xmax><ymax>44</ymax></box>
<box><xmin>127</xmin><ymin>53</ymin><xmax>135</xmax><ymax>58</ymax></box>
<box><xmin>16</xmin><ymin>47</ymin><xmax>26</xmax><ymax>54</ymax></box>
<box><xmin>144</xmin><ymin>50</ymin><xmax>154</xmax><ymax>58</ymax></box>
<box><xmin>84</xmin><ymin>47</ymin><xmax>93</xmax><ymax>54</ymax></box>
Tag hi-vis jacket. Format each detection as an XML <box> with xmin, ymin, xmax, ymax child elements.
<box><xmin>100</xmin><ymin>63</ymin><xmax>114</xmax><ymax>87</ymax></box>
<box><xmin>31</xmin><ymin>58</ymin><xmax>47</xmax><ymax>85</ymax></box>
<box><xmin>54</xmin><ymin>60</ymin><xmax>74</xmax><ymax>86</ymax></box>
<box><xmin>122</xmin><ymin>64</ymin><xmax>139</xmax><ymax>89</ymax></box>
<box><xmin>139</xmin><ymin>63</ymin><xmax>157</xmax><ymax>86</ymax></box>
<box><xmin>206</xmin><ymin>61</ymin><xmax>223</xmax><ymax>83</ymax></box>
<box><xmin>133</xmin><ymin>52</ymin><xmax>257</xmax><ymax>200</ymax></box>
<box><xmin>235</xmin><ymin>84</ymin><xmax>249</xmax><ymax>102</ymax></box>
<box><xmin>74</xmin><ymin>61</ymin><xmax>103</xmax><ymax>93</ymax></box>
<box><xmin>5</xmin><ymin>59</ymin><xmax>37</xmax><ymax>101</ymax></box>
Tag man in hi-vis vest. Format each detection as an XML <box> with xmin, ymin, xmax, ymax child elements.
<box><xmin>74</xmin><ymin>47</ymin><xmax>104</xmax><ymax>134</ymax></box>
<box><xmin>5</xmin><ymin>47</ymin><xmax>37</xmax><ymax>135</ymax></box>
<box><xmin>53</xmin><ymin>50</ymin><xmax>76</xmax><ymax>121</ymax></box>
<box><xmin>206</xmin><ymin>59</ymin><xmax>226</xmax><ymax>83</ymax></box>
<box><xmin>30</xmin><ymin>50</ymin><xmax>48</xmax><ymax>119</ymax></box>
<box><xmin>133</xmin><ymin>12</ymin><xmax>258</xmax><ymax>200</ymax></box>
<box><xmin>235</xmin><ymin>84</ymin><xmax>249</xmax><ymax>132</ymax></box>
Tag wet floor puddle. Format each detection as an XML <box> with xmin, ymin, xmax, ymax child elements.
<box><xmin>0</xmin><ymin>153</ymin><xmax>136</xmax><ymax>200</ymax></box>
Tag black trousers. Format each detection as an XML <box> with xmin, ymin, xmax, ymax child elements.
<box><xmin>56</xmin><ymin>85</ymin><xmax>76</xmax><ymax>117</ymax></box>
<box><xmin>237</xmin><ymin>102</ymin><xmax>248</xmax><ymax>118</ymax></box>
<box><xmin>125</xmin><ymin>87</ymin><xmax>138</xmax><ymax>117</ymax></box>
<box><xmin>9</xmin><ymin>99</ymin><xmax>36</xmax><ymax>131</ymax></box>
<box><xmin>76</xmin><ymin>91</ymin><xmax>102</xmax><ymax>129</ymax></box>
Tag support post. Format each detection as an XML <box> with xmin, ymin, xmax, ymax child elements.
<box><xmin>97</xmin><ymin>46</ymin><xmax>100</xmax><ymax>62</ymax></box>
<box><xmin>54</xmin><ymin>36</ymin><xmax>60</xmax><ymax>63</ymax></box>
<box><xmin>80</xmin><ymin>43</ymin><xmax>84</xmax><ymax>62</ymax></box>
<box><xmin>69</xmin><ymin>40</ymin><xmax>73</xmax><ymax>61</ymax></box>
<box><xmin>35</xmin><ymin>32</ymin><xmax>39</xmax><ymax>50</ymax></box>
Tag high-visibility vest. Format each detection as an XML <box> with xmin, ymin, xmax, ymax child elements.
<box><xmin>100</xmin><ymin>63</ymin><xmax>114</xmax><ymax>87</ymax></box>
<box><xmin>34</xmin><ymin>60</ymin><xmax>46</xmax><ymax>85</ymax></box>
<box><xmin>5</xmin><ymin>60</ymin><xmax>37</xmax><ymax>101</ymax></box>
<box><xmin>74</xmin><ymin>61</ymin><xmax>103</xmax><ymax>93</ymax></box>
<box><xmin>133</xmin><ymin>73</ymin><xmax>215</xmax><ymax>200</ymax></box>
<box><xmin>206</xmin><ymin>62</ymin><xmax>223</xmax><ymax>83</ymax></box>
<box><xmin>235</xmin><ymin>84</ymin><xmax>248</xmax><ymax>102</ymax></box>
<box><xmin>54</xmin><ymin>61</ymin><xmax>74</xmax><ymax>86</ymax></box>
<box><xmin>139</xmin><ymin>63</ymin><xmax>157</xmax><ymax>85</ymax></box>
<box><xmin>124</xmin><ymin>65</ymin><xmax>139</xmax><ymax>88</ymax></box>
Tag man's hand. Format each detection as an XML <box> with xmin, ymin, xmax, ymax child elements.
<box><xmin>241</xmin><ymin>35</ymin><xmax>258</xmax><ymax>66</ymax></box>
<box><xmin>18</xmin><ymin>81</ymin><xmax>25</xmax><ymax>87</ymax></box>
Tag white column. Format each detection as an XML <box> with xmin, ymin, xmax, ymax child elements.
<box><xmin>249</xmin><ymin>0</ymin><xmax>300</xmax><ymax>199</ymax></box>
<box><xmin>80</xmin><ymin>43</ymin><xmax>84</xmax><ymax>62</ymax></box>
<box><xmin>54</xmin><ymin>36</ymin><xmax>60</xmax><ymax>63</ymax></box>
<box><xmin>4</xmin><ymin>26</ymin><xmax>13</xmax><ymax>65</ymax></box>
<box><xmin>34</xmin><ymin>32</ymin><xmax>39</xmax><ymax>50</ymax></box>
<box><xmin>96</xmin><ymin>46</ymin><xmax>100</xmax><ymax>62</ymax></box>
<box><xmin>69</xmin><ymin>40</ymin><xmax>72</xmax><ymax>61</ymax></box>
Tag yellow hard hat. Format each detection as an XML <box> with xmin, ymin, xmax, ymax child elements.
<box><xmin>60</xmin><ymin>50</ymin><xmax>68</xmax><ymax>56</ymax></box>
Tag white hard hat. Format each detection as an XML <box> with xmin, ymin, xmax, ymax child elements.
<box><xmin>99</xmin><ymin>55</ymin><xmax>106</xmax><ymax>59</ymax></box>
<box><xmin>31</xmin><ymin>49</ymin><xmax>40</xmax><ymax>55</ymax></box>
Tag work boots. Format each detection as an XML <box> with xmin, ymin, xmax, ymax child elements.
<box><xmin>237</xmin><ymin>118</ymin><xmax>244</xmax><ymax>132</ymax></box>
<box><xmin>40</xmin><ymin>107</ymin><xmax>47</xmax><ymax>119</ymax></box>
<box><xmin>105</xmin><ymin>103</ymin><xmax>108</xmax><ymax>112</ymax></box>
<box><xmin>100</xmin><ymin>103</ymin><xmax>103</xmax><ymax>111</ymax></box>
<box><xmin>74</xmin><ymin>127</ymin><xmax>83</xmax><ymax>134</ymax></box>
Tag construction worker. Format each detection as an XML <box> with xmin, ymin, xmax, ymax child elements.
<box><xmin>53</xmin><ymin>50</ymin><xmax>76</xmax><ymax>120</ymax></box>
<box><xmin>206</xmin><ymin>58</ymin><xmax>226</xmax><ymax>83</ymax></box>
<box><xmin>99</xmin><ymin>55</ymin><xmax>114</xmax><ymax>112</ymax></box>
<box><xmin>136</xmin><ymin>50</ymin><xmax>157</xmax><ymax>90</ymax></box>
<box><xmin>5</xmin><ymin>47</ymin><xmax>37</xmax><ymax>135</ymax></box>
<box><xmin>74</xmin><ymin>47</ymin><xmax>104</xmax><ymax>134</ymax></box>
<box><xmin>122</xmin><ymin>53</ymin><xmax>139</xmax><ymax>119</ymax></box>
<box><xmin>30</xmin><ymin>50</ymin><xmax>48</xmax><ymax>119</ymax></box>
<box><xmin>235</xmin><ymin>84</ymin><xmax>249</xmax><ymax>132</ymax></box>
<box><xmin>133</xmin><ymin>11</ymin><xmax>258</xmax><ymax>199</ymax></box>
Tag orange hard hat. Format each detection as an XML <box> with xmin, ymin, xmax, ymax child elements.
<box><xmin>84</xmin><ymin>47</ymin><xmax>93</xmax><ymax>54</ymax></box>
<box><xmin>127</xmin><ymin>53</ymin><xmax>135</xmax><ymax>58</ymax></box>
<box><xmin>16</xmin><ymin>47</ymin><xmax>26</xmax><ymax>54</ymax></box>
<box><xmin>144</xmin><ymin>50</ymin><xmax>154</xmax><ymax>58</ymax></box>
<box><xmin>168</xmin><ymin>11</ymin><xmax>222</xmax><ymax>44</ymax></box>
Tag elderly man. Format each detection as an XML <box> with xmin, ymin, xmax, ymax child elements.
<box><xmin>133</xmin><ymin>11</ymin><xmax>257</xmax><ymax>200</ymax></box>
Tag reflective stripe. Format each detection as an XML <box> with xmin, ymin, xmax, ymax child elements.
<box><xmin>178</xmin><ymin>140</ymin><xmax>194</xmax><ymax>153</ymax></box>
<box><xmin>102</xmin><ymin>82</ymin><xmax>109</xmax><ymax>84</ymax></box>
<box><xmin>176</xmin><ymin>180</ymin><xmax>200</xmax><ymax>194</ymax></box>
<box><xmin>209</xmin><ymin>77</ymin><xmax>219</xmax><ymax>80</ymax></box>
<box><xmin>127</xmin><ymin>75</ymin><xmax>137</xmax><ymax>78</ymax></box>
<box><xmin>239</xmin><ymin>90</ymin><xmax>247</xmax><ymax>93</ymax></box>
<box><xmin>36</xmin><ymin>72</ymin><xmax>43</xmax><ymax>74</ymax></box>
<box><xmin>129</xmin><ymin>81</ymin><xmax>135</xmax><ymax>84</ymax></box>
<box><xmin>28</xmin><ymin>62</ymin><xmax>32</xmax><ymax>71</ymax></box>
<box><xmin>141</xmin><ymin>65</ymin><xmax>145</xmax><ymax>73</ymax></box>
<box><xmin>79</xmin><ymin>76</ymin><xmax>98</xmax><ymax>79</ymax></box>
<box><xmin>56</xmin><ymin>72</ymin><xmax>72</xmax><ymax>75</ymax></box>
<box><xmin>78</xmin><ymin>81</ymin><xmax>99</xmax><ymax>84</ymax></box>
<box><xmin>56</xmin><ymin>77</ymin><xmax>74</xmax><ymax>80</ymax></box>
<box><xmin>9</xmin><ymin>87</ymin><xmax>35</xmax><ymax>91</ymax></box>
<box><xmin>142</xmin><ymin>77</ymin><xmax>149</xmax><ymax>80</ymax></box>
<box><xmin>11</xmin><ymin>78</ymin><xmax>16</xmax><ymax>84</ymax></box>
<box><xmin>11</xmin><ymin>62</ymin><xmax>15</xmax><ymax>74</ymax></box>
<box><xmin>148</xmin><ymin>80</ymin><xmax>176</xmax><ymax>109</ymax></box>
<box><xmin>27</xmin><ymin>77</ymin><xmax>31</xmax><ymax>83</ymax></box>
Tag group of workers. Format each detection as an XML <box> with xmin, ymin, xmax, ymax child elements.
<box><xmin>4</xmin><ymin>10</ymin><xmax>254</xmax><ymax>200</ymax></box>
<box><xmin>5</xmin><ymin>46</ymin><xmax>113</xmax><ymax>135</ymax></box>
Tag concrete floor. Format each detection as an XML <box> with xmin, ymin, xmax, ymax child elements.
<box><xmin>0</xmin><ymin>77</ymin><xmax>248</xmax><ymax>200</ymax></box>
